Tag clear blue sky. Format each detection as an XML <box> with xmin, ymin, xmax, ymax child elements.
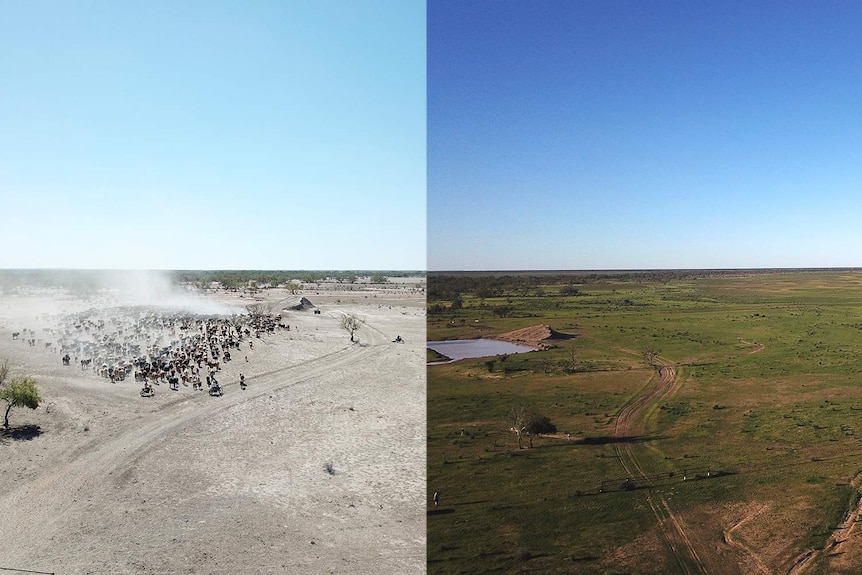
<box><xmin>1</xmin><ymin>0</ymin><xmax>425</xmax><ymax>270</ymax></box>
<box><xmin>428</xmin><ymin>1</ymin><xmax>862</xmax><ymax>270</ymax></box>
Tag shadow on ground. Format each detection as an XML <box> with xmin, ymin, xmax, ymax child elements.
<box><xmin>577</xmin><ymin>434</ymin><xmax>668</xmax><ymax>445</ymax></box>
<box><xmin>0</xmin><ymin>424</ymin><xmax>42</xmax><ymax>442</ymax></box>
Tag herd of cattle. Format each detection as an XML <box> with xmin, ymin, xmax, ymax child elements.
<box><xmin>11</xmin><ymin>306</ymin><xmax>290</xmax><ymax>396</ymax></box>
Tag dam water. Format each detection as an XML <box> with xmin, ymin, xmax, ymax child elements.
<box><xmin>427</xmin><ymin>338</ymin><xmax>536</xmax><ymax>363</ymax></box>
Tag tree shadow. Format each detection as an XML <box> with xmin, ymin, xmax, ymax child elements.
<box><xmin>453</xmin><ymin>499</ymin><xmax>491</xmax><ymax>507</ymax></box>
<box><xmin>0</xmin><ymin>424</ymin><xmax>42</xmax><ymax>442</ymax></box>
<box><xmin>518</xmin><ymin>551</ymin><xmax>553</xmax><ymax>561</ymax></box>
<box><xmin>577</xmin><ymin>434</ymin><xmax>668</xmax><ymax>445</ymax></box>
<box><xmin>528</xmin><ymin>435</ymin><xmax>668</xmax><ymax>450</ymax></box>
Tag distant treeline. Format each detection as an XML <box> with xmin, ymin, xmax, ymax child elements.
<box><xmin>170</xmin><ymin>270</ymin><xmax>419</xmax><ymax>288</ymax></box>
<box><xmin>428</xmin><ymin>268</ymin><xmax>860</xmax><ymax>300</ymax></box>
<box><xmin>0</xmin><ymin>269</ymin><xmax>422</xmax><ymax>291</ymax></box>
<box><xmin>0</xmin><ymin>269</ymin><xmax>106</xmax><ymax>291</ymax></box>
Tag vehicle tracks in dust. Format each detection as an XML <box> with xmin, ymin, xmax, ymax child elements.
<box><xmin>0</xmin><ymin>322</ymin><xmax>390</xmax><ymax>561</ymax></box>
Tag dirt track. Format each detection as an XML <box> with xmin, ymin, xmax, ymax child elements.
<box><xmin>613</xmin><ymin>364</ymin><xmax>709</xmax><ymax>575</ymax></box>
<box><xmin>722</xmin><ymin>504</ymin><xmax>770</xmax><ymax>575</ymax></box>
<box><xmin>0</xmin><ymin>282</ymin><xmax>426</xmax><ymax>574</ymax></box>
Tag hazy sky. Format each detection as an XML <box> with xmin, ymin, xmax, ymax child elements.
<box><xmin>428</xmin><ymin>1</ymin><xmax>862</xmax><ymax>271</ymax></box>
<box><xmin>1</xmin><ymin>0</ymin><xmax>425</xmax><ymax>270</ymax></box>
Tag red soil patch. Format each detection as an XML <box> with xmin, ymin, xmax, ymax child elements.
<box><xmin>495</xmin><ymin>324</ymin><xmax>576</xmax><ymax>345</ymax></box>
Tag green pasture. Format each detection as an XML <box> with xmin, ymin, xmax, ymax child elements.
<box><xmin>428</xmin><ymin>270</ymin><xmax>862</xmax><ymax>574</ymax></box>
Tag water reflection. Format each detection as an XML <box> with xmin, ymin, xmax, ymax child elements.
<box><xmin>427</xmin><ymin>338</ymin><xmax>536</xmax><ymax>363</ymax></box>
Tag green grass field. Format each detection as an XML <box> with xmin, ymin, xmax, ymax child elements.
<box><xmin>428</xmin><ymin>270</ymin><xmax>862</xmax><ymax>574</ymax></box>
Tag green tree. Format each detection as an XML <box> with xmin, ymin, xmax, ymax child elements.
<box><xmin>301</xmin><ymin>273</ymin><xmax>322</xmax><ymax>286</ymax></box>
<box><xmin>370</xmin><ymin>273</ymin><xmax>388</xmax><ymax>284</ymax></box>
<box><xmin>492</xmin><ymin>305</ymin><xmax>512</xmax><ymax>317</ymax></box>
<box><xmin>287</xmin><ymin>279</ymin><xmax>303</xmax><ymax>294</ymax></box>
<box><xmin>0</xmin><ymin>361</ymin><xmax>42</xmax><ymax>429</ymax></box>
<box><xmin>524</xmin><ymin>415</ymin><xmax>557</xmax><ymax>437</ymax></box>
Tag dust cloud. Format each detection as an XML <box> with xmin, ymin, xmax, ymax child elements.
<box><xmin>0</xmin><ymin>270</ymin><xmax>244</xmax><ymax>328</ymax></box>
<box><xmin>97</xmin><ymin>270</ymin><xmax>244</xmax><ymax>316</ymax></box>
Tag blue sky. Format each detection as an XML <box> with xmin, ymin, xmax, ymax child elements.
<box><xmin>1</xmin><ymin>0</ymin><xmax>425</xmax><ymax>270</ymax></box>
<box><xmin>428</xmin><ymin>1</ymin><xmax>862</xmax><ymax>270</ymax></box>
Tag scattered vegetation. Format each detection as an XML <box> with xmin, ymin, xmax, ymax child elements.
<box><xmin>428</xmin><ymin>269</ymin><xmax>862</xmax><ymax>574</ymax></box>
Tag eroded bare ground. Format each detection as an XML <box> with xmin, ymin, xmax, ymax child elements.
<box><xmin>790</xmin><ymin>471</ymin><xmax>862</xmax><ymax>575</ymax></box>
<box><xmin>0</xmin><ymin>282</ymin><xmax>426</xmax><ymax>574</ymax></box>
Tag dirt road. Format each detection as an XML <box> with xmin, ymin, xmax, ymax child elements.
<box><xmin>613</xmin><ymin>365</ymin><xmax>709</xmax><ymax>575</ymax></box>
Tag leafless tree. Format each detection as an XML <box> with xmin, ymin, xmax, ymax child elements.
<box><xmin>508</xmin><ymin>405</ymin><xmax>557</xmax><ymax>449</ymax></box>
<box><xmin>566</xmin><ymin>343</ymin><xmax>578</xmax><ymax>373</ymax></box>
<box><xmin>643</xmin><ymin>347</ymin><xmax>660</xmax><ymax>368</ymax></box>
<box><xmin>340</xmin><ymin>313</ymin><xmax>365</xmax><ymax>342</ymax></box>
<box><xmin>509</xmin><ymin>405</ymin><xmax>531</xmax><ymax>449</ymax></box>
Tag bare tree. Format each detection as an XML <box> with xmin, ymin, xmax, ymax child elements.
<box><xmin>508</xmin><ymin>405</ymin><xmax>557</xmax><ymax>449</ymax></box>
<box><xmin>566</xmin><ymin>343</ymin><xmax>578</xmax><ymax>373</ymax></box>
<box><xmin>340</xmin><ymin>313</ymin><xmax>365</xmax><ymax>342</ymax></box>
<box><xmin>509</xmin><ymin>405</ymin><xmax>531</xmax><ymax>449</ymax></box>
<box><xmin>643</xmin><ymin>347</ymin><xmax>660</xmax><ymax>368</ymax></box>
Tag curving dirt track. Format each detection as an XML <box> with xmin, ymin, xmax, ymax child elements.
<box><xmin>722</xmin><ymin>505</ymin><xmax>771</xmax><ymax>575</ymax></box>
<box><xmin>613</xmin><ymin>365</ymin><xmax>709</xmax><ymax>575</ymax></box>
<box><xmin>0</xmin><ymin>283</ymin><xmax>426</xmax><ymax>574</ymax></box>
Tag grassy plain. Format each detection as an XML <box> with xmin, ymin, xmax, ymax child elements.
<box><xmin>428</xmin><ymin>270</ymin><xmax>862</xmax><ymax>574</ymax></box>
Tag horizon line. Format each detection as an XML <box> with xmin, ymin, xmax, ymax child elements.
<box><xmin>428</xmin><ymin>267</ymin><xmax>862</xmax><ymax>273</ymax></box>
<box><xmin>0</xmin><ymin>268</ymin><xmax>427</xmax><ymax>273</ymax></box>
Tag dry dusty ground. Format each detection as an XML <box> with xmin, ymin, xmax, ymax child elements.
<box><xmin>0</xmin><ymin>278</ymin><xmax>426</xmax><ymax>574</ymax></box>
